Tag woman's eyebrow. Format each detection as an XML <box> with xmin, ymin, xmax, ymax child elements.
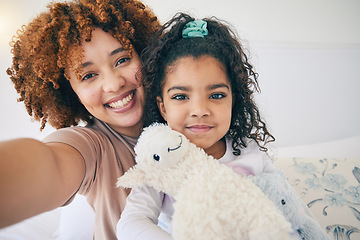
<box><xmin>81</xmin><ymin>61</ymin><xmax>93</xmax><ymax>68</ymax></box>
<box><xmin>81</xmin><ymin>47</ymin><xmax>125</xmax><ymax>68</ymax></box>
<box><xmin>110</xmin><ymin>47</ymin><xmax>125</xmax><ymax>56</ymax></box>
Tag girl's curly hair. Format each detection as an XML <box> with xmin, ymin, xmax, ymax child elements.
<box><xmin>6</xmin><ymin>0</ymin><xmax>160</xmax><ymax>130</ymax></box>
<box><xmin>141</xmin><ymin>13</ymin><xmax>274</xmax><ymax>154</ymax></box>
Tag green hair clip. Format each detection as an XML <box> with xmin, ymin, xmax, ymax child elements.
<box><xmin>182</xmin><ymin>20</ymin><xmax>208</xmax><ymax>38</ymax></box>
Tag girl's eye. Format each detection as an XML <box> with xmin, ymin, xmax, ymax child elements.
<box><xmin>82</xmin><ymin>73</ymin><xmax>97</xmax><ymax>81</ymax></box>
<box><xmin>115</xmin><ymin>57</ymin><xmax>130</xmax><ymax>67</ymax></box>
<box><xmin>171</xmin><ymin>94</ymin><xmax>188</xmax><ymax>100</ymax></box>
<box><xmin>210</xmin><ymin>93</ymin><xmax>226</xmax><ymax>99</ymax></box>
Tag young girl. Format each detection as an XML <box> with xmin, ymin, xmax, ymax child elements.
<box><xmin>0</xmin><ymin>0</ymin><xmax>160</xmax><ymax>238</ymax></box>
<box><xmin>116</xmin><ymin>13</ymin><xmax>295</xmax><ymax>239</ymax></box>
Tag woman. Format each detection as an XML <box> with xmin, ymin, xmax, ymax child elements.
<box><xmin>0</xmin><ymin>0</ymin><xmax>160</xmax><ymax>238</ymax></box>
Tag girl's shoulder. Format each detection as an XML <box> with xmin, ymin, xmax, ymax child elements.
<box><xmin>222</xmin><ymin>138</ymin><xmax>276</xmax><ymax>175</ymax></box>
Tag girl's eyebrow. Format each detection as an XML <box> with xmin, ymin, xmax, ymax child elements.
<box><xmin>81</xmin><ymin>47</ymin><xmax>125</xmax><ymax>68</ymax></box>
<box><xmin>208</xmin><ymin>83</ymin><xmax>230</xmax><ymax>90</ymax></box>
<box><xmin>167</xmin><ymin>83</ymin><xmax>230</xmax><ymax>93</ymax></box>
<box><xmin>167</xmin><ymin>86</ymin><xmax>189</xmax><ymax>93</ymax></box>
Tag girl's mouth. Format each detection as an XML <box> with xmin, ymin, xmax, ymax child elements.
<box><xmin>187</xmin><ymin>125</ymin><xmax>213</xmax><ymax>133</ymax></box>
<box><xmin>106</xmin><ymin>90</ymin><xmax>135</xmax><ymax>109</ymax></box>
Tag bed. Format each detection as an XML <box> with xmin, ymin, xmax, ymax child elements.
<box><xmin>0</xmin><ymin>136</ymin><xmax>359</xmax><ymax>240</ymax></box>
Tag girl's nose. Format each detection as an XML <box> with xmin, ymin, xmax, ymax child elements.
<box><xmin>102</xmin><ymin>70</ymin><xmax>126</xmax><ymax>92</ymax></box>
<box><xmin>190</xmin><ymin>100</ymin><xmax>210</xmax><ymax>118</ymax></box>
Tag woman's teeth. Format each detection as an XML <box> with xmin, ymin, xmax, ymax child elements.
<box><xmin>108</xmin><ymin>92</ymin><xmax>134</xmax><ymax>108</ymax></box>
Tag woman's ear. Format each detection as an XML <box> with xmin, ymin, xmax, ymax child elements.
<box><xmin>157</xmin><ymin>96</ymin><xmax>167</xmax><ymax>121</ymax></box>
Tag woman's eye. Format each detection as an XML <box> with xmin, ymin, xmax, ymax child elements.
<box><xmin>210</xmin><ymin>93</ymin><xmax>226</xmax><ymax>99</ymax></box>
<box><xmin>171</xmin><ymin>94</ymin><xmax>188</xmax><ymax>100</ymax></box>
<box><xmin>82</xmin><ymin>73</ymin><xmax>97</xmax><ymax>81</ymax></box>
<box><xmin>115</xmin><ymin>57</ymin><xmax>130</xmax><ymax>67</ymax></box>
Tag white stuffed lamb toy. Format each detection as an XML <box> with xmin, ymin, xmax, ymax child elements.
<box><xmin>250</xmin><ymin>170</ymin><xmax>330</xmax><ymax>240</ymax></box>
<box><xmin>117</xmin><ymin>123</ymin><xmax>292</xmax><ymax>240</ymax></box>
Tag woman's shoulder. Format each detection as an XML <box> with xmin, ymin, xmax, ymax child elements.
<box><xmin>42</xmin><ymin>124</ymin><xmax>108</xmax><ymax>145</ymax></box>
<box><xmin>42</xmin><ymin>119</ymin><xmax>137</xmax><ymax>162</ymax></box>
<box><xmin>42</xmin><ymin>118</ymin><xmax>136</xmax><ymax>146</ymax></box>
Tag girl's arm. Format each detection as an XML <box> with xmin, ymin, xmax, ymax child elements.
<box><xmin>0</xmin><ymin>138</ymin><xmax>85</xmax><ymax>228</ymax></box>
<box><xmin>117</xmin><ymin>186</ymin><xmax>172</xmax><ymax>240</ymax></box>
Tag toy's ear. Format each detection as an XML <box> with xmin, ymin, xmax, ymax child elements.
<box><xmin>116</xmin><ymin>167</ymin><xmax>146</xmax><ymax>189</ymax></box>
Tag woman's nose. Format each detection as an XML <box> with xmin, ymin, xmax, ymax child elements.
<box><xmin>102</xmin><ymin>70</ymin><xmax>125</xmax><ymax>92</ymax></box>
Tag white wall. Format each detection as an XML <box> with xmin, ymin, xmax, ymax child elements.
<box><xmin>1</xmin><ymin>0</ymin><xmax>359</xmax><ymax>148</ymax></box>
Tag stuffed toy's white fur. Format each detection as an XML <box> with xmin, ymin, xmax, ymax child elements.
<box><xmin>250</xmin><ymin>170</ymin><xmax>330</xmax><ymax>240</ymax></box>
<box><xmin>117</xmin><ymin>123</ymin><xmax>292</xmax><ymax>240</ymax></box>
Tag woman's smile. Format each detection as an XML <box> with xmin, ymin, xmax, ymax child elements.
<box><xmin>106</xmin><ymin>89</ymin><xmax>135</xmax><ymax>110</ymax></box>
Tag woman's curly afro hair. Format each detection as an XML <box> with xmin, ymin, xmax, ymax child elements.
<box><xmin>141</xmin><ymin>13</ymin><xmax>274</xmax><ymax>154</ymax></box>
<box><xmin>6</xmin><ymin>0</ymin><xmax>160</xmax><ymax>130</ymax></box>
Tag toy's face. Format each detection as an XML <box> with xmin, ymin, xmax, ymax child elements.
<box><xmin>117</xmin><ymin>124</ymin><xmax>191</xmax><ymax>194</ymax></box>
<box><xmin>135</xmin><ymin>124</ymin><xmax>190</xmax><ymax>169</ymax></box>
<box><xmin>152</xmin><ymin>133</ymin><xmax>188</xmax><ymax>168</ymax></box>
